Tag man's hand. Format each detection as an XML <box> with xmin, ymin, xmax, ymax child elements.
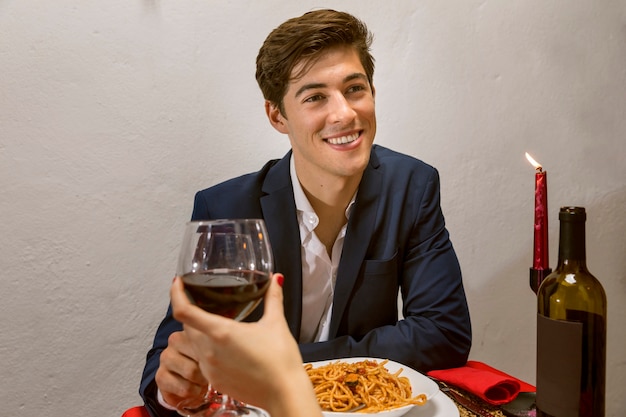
<box><xmin>154</xmin><ymin>330</ymin><xmax>208</xmax><ymax>409</ymax></box>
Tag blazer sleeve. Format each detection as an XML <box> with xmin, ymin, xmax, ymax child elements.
<box><xmin>300</xmin><ymin>168</ymin><xmax>472</xmax><ymax>372</ymax></box>
<box><xmin>139</xmin><ymin>305</ymin><xmax>182</xmax><ymax>417</ymax></box>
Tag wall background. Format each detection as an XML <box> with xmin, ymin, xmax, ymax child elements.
<box><xmin>1</xmin><ymin>1</ymin><xmax>625</xmax><ymax>415</ymax></box>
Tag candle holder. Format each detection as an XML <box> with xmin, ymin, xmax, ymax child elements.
<box><xmin>530</xmin><ymin>267</ymin><xmax>552</xmax><ymax>294</ymax></box>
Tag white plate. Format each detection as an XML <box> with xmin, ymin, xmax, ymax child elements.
<box><xmin>305</xmin><ymin>357</ymin><xmax>439</xmax><ymax>417</ymax></box>
<box><xmin>402</xmin><ymin>391</ymin><xmax>460</xmax><ymax>417</ymax></box>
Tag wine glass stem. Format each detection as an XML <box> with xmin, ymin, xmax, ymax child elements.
<box><xmin>177</xmin><ymin>385</ymin><xmax>220</xmax><ymax>417</ymax></box>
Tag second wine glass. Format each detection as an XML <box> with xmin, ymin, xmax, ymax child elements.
<box><xmin>175</xmin><ymin>219</ymin><xmax>273</xmax><ymax>417</ymax></box>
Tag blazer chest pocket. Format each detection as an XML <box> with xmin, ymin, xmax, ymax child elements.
<box><xmin>359</xmin><ymin>251</ymin><xmax>399</xmax><ymax>303</ymax></box>
<box><xmin>347</xmin><ymin>251</ymin><xmax>400</xmax><ymax>333</ymax></box>
<box><xmin>363</xmin><ymin>250</ymin><xmax>398</xmax><ymax>277</ymax></box>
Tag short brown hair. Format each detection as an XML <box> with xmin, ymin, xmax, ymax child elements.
<box><xmin>255</xmin><ymin>9</ymin><xmax>375</xmax><ymax>114</ymax></box>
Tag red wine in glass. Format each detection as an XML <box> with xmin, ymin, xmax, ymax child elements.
<box><xmin>181</xmin><ymin>269</ymin><xmax>270</xmax><ymax>320</ymax></box>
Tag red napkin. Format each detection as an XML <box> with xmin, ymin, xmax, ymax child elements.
<box><xmin>121</xmin><ymin>406</ymin><xmax>150</xmax><ymax>417</ymax></box>
<box><xmin>427</xmin><ymin>360</ymin><xmax>536</xmax><ymax>405</ymax></box>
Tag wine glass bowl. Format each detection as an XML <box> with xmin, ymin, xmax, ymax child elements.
<box><xmin>175</xmin><ymin>219</ymin><xmax>273</xmax><ymax>417</ymax></box>
<box><xmin>179</xmin><ymin>230</ymin><xmax>270</xmax><ymax>320</ymax></box>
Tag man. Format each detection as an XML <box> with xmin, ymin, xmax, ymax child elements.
<box><xmin>140</xmin><ymin>9</ymin><xmax>471</xmax><ymax>416</ymax></box>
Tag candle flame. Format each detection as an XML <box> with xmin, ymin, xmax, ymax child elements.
<box><xmin>525</xmin><ymin>152</ymin><xmax>543</xmax><ymax>171</ymax></box>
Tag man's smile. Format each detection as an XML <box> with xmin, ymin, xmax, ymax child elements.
<box><xmin>325</xmin><ymin>131</ymin><xmax>360</xmax><ymax>145</ymax></box>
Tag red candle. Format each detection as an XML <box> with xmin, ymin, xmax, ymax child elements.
<box><xmin>526</xmin><ymin>152</ymin><xmax>549</xmax><ymax>270</ymax></box>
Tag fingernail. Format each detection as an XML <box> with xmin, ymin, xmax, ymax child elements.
<box><xmin>276</xmin><ymin>274</ymin><xmax>284</xmax><ymax>287</ymax></box>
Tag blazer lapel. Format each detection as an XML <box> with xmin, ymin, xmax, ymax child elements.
<box><xmin>260</xmin><ymin>152</ymin><xmax>303</xmax><ymax>339</ymax></box>
<box><xmin>329</xmin><ymin>151</ymin><xmax>382</xmax><ymax>337</ymax></box>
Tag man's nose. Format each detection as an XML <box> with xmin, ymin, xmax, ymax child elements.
<box><xmin>328</xmin><ymin>93</ymin><xmax>357</xmax><ymax>123</ymax></box>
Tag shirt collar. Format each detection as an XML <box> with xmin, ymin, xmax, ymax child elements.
<box><xmin>289</xmin><ymin>155</ymin><xmax>357</xmax><ymax>234</ymax></box>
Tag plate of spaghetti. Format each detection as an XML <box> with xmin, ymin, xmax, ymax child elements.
<box><xmin>304</xmin><ymin>357</ymin><xmax>437</xmax><ymax>417</ymax></box>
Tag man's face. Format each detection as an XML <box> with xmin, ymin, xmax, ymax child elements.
<box><xmin>267</xmin><ymin>46</ymin><xmax>376</xmax><ymax>186</ymax></box>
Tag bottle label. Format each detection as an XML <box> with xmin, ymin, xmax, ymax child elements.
<box><xmin>536</xmin><ymin>313</ymin><xmax>583</xmax><ymax>416</ymax></box>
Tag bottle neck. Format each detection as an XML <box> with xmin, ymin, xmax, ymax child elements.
<box><xmin>557</xmin><ymin>208</ymin><xmax>587</xmax><ymax>267</ymax></box>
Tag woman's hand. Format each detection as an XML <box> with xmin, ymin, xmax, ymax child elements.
<box><xmin>170</xmin><ymin>273</ymin><xmax>321</xmax><ymax>417</ymax></box>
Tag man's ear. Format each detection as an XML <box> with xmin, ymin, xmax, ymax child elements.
<box><xmin>265</xmin><ymin>100</ymin><xmax>289</xmax><ymax>134</ymax></box>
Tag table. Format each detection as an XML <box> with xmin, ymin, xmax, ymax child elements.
<box><xmin>421</xmin><ymin>389</ymin><xmax>536</xmax><ymax>417</ymax></box>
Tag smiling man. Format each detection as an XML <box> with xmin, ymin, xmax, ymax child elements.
<box><xmin>140</xmin><ymin>10</ymin><xmax>471</xmax><ymax>417</ymax></box>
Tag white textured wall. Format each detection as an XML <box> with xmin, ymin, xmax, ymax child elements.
<box><xmin>1</xmin><ymin>1</ymin><xmax>625</xmax><ymax>416</ymax></box>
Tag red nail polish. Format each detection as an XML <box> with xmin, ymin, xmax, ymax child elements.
<box><xmin>276</xmin><ymin>274</ymin><xmax>284</xmax><ymax>287</ymax></box>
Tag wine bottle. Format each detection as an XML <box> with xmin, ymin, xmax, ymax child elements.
<box><xmin>536</xmin><ymin>206</ymin><xmax>607</xmax><ymax>416</ymax></box>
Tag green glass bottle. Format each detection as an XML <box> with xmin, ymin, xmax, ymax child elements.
<box><xmin>536</xmin><ymin>207</ymin><xmax>606</xmax><ymax>416</ymax></box>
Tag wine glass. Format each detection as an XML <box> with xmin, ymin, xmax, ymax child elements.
<box><xmin>175</xmin><ymin>219</ymin><xmax>273</xmax><ymax>417</ymax></box>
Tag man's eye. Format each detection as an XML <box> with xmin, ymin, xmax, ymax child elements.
<box><xmin>347</xmin><ymin>85</ymin><xmax>366</xmax><ymax>94</ymax></box>
<box><xmin>304</xmin><ymin>94</ymin><xmax>324</xmax><ymax>103</ymax></box>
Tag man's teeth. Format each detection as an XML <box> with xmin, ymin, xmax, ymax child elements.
<box><xmin>327</xmin><ymin>133</ymin><xmax>359</xmax><ymax>145</ymax></box>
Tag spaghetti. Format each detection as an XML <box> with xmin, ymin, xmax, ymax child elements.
<box><xmin>304</xmin><ymin>359</ymin><xmax>427</xmax><ymax>413</ymax></box>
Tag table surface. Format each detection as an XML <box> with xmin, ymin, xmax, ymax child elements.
<box><xmin>406</xmin><ymin>389</ymin><xmax>538</xmax><ymax>417</ymax></box>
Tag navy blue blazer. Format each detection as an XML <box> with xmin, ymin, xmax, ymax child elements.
<box><xmin>140</xmin><ymin>145</ymin><xmax>471</xmax><ymax>416</ymax></box>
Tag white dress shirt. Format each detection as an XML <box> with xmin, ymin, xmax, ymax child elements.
<box><xmin>290</xmin><ymin>156</ymin><xmax>356</xmax><ymax>343</ymax></box>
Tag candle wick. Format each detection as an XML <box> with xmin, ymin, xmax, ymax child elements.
<box><xmin>536</xmin><ymin>167</ymin><xmax>543</xmax><ymax>173</ymax></box>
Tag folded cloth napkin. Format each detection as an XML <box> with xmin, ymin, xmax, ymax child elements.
<box><xmin>427</xmin><ymin>361</ymin><xmax>536</xmax><ymax>405</ymax></box>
